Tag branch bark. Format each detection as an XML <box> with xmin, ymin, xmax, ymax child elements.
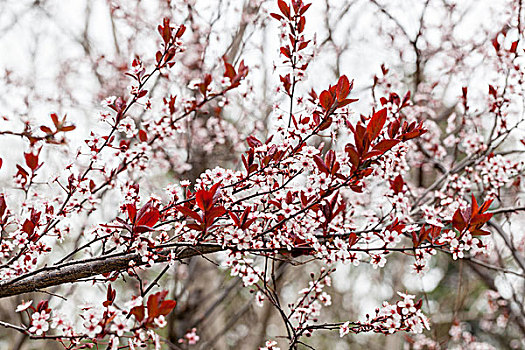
<box><xmin>0</xmin><ymin>245</ymin><xmax>222</xmax><ymax>299</ymax></box>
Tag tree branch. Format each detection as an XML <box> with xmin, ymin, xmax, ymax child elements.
<box><xmin>0</xmin><ymin>245</ymin><xmax>222</xmax><ymax>299</ymax></box>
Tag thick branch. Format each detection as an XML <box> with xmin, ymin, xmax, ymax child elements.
<box><xmin>0</xmin><ymin>245</ymin><xmax>222</xmax><ymax>299</ymax></box>
<box><xmin>0</xmin><ymin>242</ymin><xmax>435</xmax><ymax>299</ymax></box>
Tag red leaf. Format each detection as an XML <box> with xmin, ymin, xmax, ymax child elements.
<box><xmin>133</xmin><ymin>225</ymin><xmax>155</xmax><ymax>234</ymax></box>
<box><xmin>470</xmin><ymin>228</ymin><xmax>491</xmax><ymax>236</ymax></box>
<box><xmin>401</xmin><ymin>91</ymin><xmax>411</xmax><ymax>108</ymax></box>
<box><xmin>337</xmin><ymin>98</ymin><xmax>358</xmax><ymax>108</ymax></box>
<box><xmin>366</xmin><ymin>108</ymin><xmax>387</xmax><ymax>142</ymax></box>
<box><xmin>400</xmin><ymin>129</ymin><xmax>426</xmax><ymax>141</ymax></box>
<box><xmin>280</xmin><ymin>46</ymin><xmax>292</xmax><ymax>59</ymax></box>
<box><xmin>240</xmin><ymin>206</ymin><xmax>251</xmax><ymax>224</ymax></box>
<box><xmin>488</xmin><ymin>85</ymin><xmax>497</xmax><ymax>97</ymax></box>
<box><xmin>205</xmin><ymin>206</ymin><xmax>226</xmax><ymax>224</ymax></box>
<box><xmin>136</xmin><ymin>207</ymin><xmax>160</xmax><ymax>228</ymax></box>
<box><xmin>210</xmin><ymin>182</ymin><xmax>222</xmax><ymax>196</ymax></box>
<box><xmin>298</xmin><ymin>16</ymin><xmax>306</xmax><ymax>33</ymax></box>
<box><xmin>345</xmin><ymin>144</ymin><xmax>360</xmax><ymax>168</ymax></box>
<box><xmin>470</xmin><ymin>194</ymin><xmax>479</xmax><ymax>215</ymax></box>
<box><xmin>479</xmin><ymin>198</ymin><xmax>494</xmax><ymax>213</ymax></box>
<box><xmin>162</xmin><ymin>22</ymin><xmax>171</xmax><ymax>44</ymax></box>
<box><xmin>319</xmin><ymin>90</ymin><xmax>333</xmax><ymax>111</ymax></box>
<box><xmin>313</xmin><ymin>154</ymin><xmax>329</xmax><ymax>174</ymax></box>
<box><xmin>390</xmin><ymin>174</ymin><xmax>405</xmax><ymax>194</ymax></box>
<box><xmin>138</xmin><ymin>129</ymin><xmax>148</xmax><ymax>142</ymax></box>
<box><xmin>22</xmin><ymin>219</ymin><xmax>35</xmax><ymax>235</ymax></box>
<box><xmin>195</xmin><ymin>189</ymin><xmax>212</xmax><ymax>211</ymax></box>
<box><xmin>50</xmin><ymin>113</ymin><xmax>59</xmax><ymax>126</ymax></box>
<box><xmin>223</xmin><ymin>58</ymin><xmax>236</xmax><ymax>79</ymax></box>
<box><xmin>246</xmin><ymin>135</ymin><xmax>262</xmax><ymax>148</ymax></box>
<box><xmin>176</xmin><ymin>205</ymin><xmax>202</xmax><ymax>222</ymax></box>
<box><xmin>336</xmin><ymin>75</ymin><xmax>351</xmax><ymax>102</ymax></box>
<box><xmin>175</xmin><ymin>24</ymin><xmax>186</xmax><ymax>38</ymax></box>
<box><xmin>24</xmin><ymin>152</ymin><xmax>40</xmax><ymax>171</ymax></box>
<box><xmin>130</xmin><ymin>305</ymin><xmax>145</xmax><ymax>322</ymax></box>
<box><xmin>388</xmin><ymin>119</ymin><xmax>400</xmax><ymax>138</ymax></box>
<box><xmin>318</xmin><ymin>116</ymin><xmax>332</xmax><ymax>130</ymax></box>
<box><xmin>187</xmin><ymin>223</ymin><xmax>203</xmax><ymax>231</ymax></box>
<box><xmin>492</xmin><ymin>35</ymin><xmax>500</xmax><ymax>52</ymax></box>
<box><xmin>348</xmin><ymin>232</ymin><xmax>358</xmax><ymax>247</ymax></box>
<box><xmin>126</xmin><ymin>204</ymin><xmax>137</xmax><ymax>222</ymax></box>
<box><xmin>470</xmin><ymin>213</ymin><xmax>493</xmax><ymax>226</ymax></box>
<box><xmin>325</xmin><ymin>150</ymin><xmax>336</xmax><ymax>169</ymax></box>
<box><xmin>452</xmin><ymin>208</ymin><xmax>466</xmax><ymax>232</ymax></box>
<box><xmin>412</xmin><ymin>230</ymin><xmax>420</xmax><ymax>247</ymax></box>
<box><xmin>147</xmin><ymin>291</ymin><xmax>168</xmax><ymax>319</ymax></box>
<box><xmin>0</xmin><ymin>194</ymin><xmax>6</xmax><ymax>219</ymax></box>
<box><xmin>228</xmin><ymin>211</ymin><xmax>241</xmax><ymax>227</ymax></box>
<box><xmin>16</xmin><ymin>164</ymin><xmax>28</xmax><ymax>178</ymax></box>
<box><xmin>61</xmin><ymin>125</ymin><xmax>76</xmax><ymax>132</ymax></box>
<box><xmin>40</xmin><ymin>126</ymin><xmax>53</xmax><ymax>134</ymax></box>
<box><xmin>158</xmin><ymin>300</ymin><xmax>177</xmax><ymax>316</ymax></box>
<box><xmin>372</xmin><ymin>139</ymin><xmax>400</xmax><ymax>153</ymax></box>
<box><xmin>300</xmin><ymin>3</ymin><xmax>312</xmax><ymax>15</ymax></box>
<box><xmin>270</xmin><ymin>13</ymin><xmax>284</xmax><ymax>21</ymax></box>
<box><xmin>278</xmin><ymin>0</ymin><xmax>290</xmax><ymax>18</ymax></box>
<box><xmin>361</xmin><ymin>150</ymin><xmax>382</xmax><ymax>160</ymax></box>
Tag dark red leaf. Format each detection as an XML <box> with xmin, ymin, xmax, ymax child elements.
<box><xmin>452</xmin><ymin>208</ymin><xmax>466</xmax><ymax>232</ymax></box>
<box><xmin>223</xmin><ymin>58</ymin><xmax>236</xmax><ymax>79</ymax></box>
<box><xmin>319</xmin><ymin>91</ymin><xmax>333</xmax><ymax>111</ymax></box>
<box><xmin>138</xmin><ymin>129</ymin><xmax>148</xmax><ymax>142</ymax></box>
<box><xmin>280</xmin><ymin>46</ymin><xmax>292</xmax><ymax>59</ymax></box>
<box><xmin>278</xmin><ymin>0</ymin><xmax>290</xmax><ymax>18</ymax></box>
<box><xmin>195</xmin><ymin>190</ymin><xmax>212</xmax><ymax>212</ymax></box>
<box><xmin>345</xmin><ymin>144</ymin><xmax>360</xmax><ymax>168</ymax></box>
<box><xmin>298</xmin><ymin>16</ymin><xmax>306</xmax><ymax>33</ymax></box>
<box><xmin>270</xmin><ymin>13</ymin><xmax>284</xmax><ymax>21</ymax></box>
<box><xmin>205</xmin><ymin>206</ymin><xmax>226</xmax><ymax>224</ymax></box>
<box><xmin>126</xmin><ymin>204</ymin><xmax>137</xmax><ymax>222</ymax></box>
<box><xmin>130</xmin><ymin>306</ymin><xmax>145</xmax><ymax>322</ymax></box>
<box><xmin>372</xmin><ymin>139</ymin><xmax>400</xmax><ymax>153</ymax></box>
<box><xmin>388</xmin><ymin>119</ymin><xmax>400</xmax><ymax>138</ymax></box>
<box><xmin>0</xmin><ymin>194</ymin><xmax>6</xmax><ymax>219</ymax></box>
<box><xmin>390</xmin><ymin>174</ymin><xmax>404</xmax><ymax>194</ymax></box>
<box><xmin>336</xmin><ymin>75</ymin><xmax>351</xmax><ymax>102</ymax></box>
<box><xmin>158</xmin><ymin>300</ymin><xmax>177</xmax><ymax>316</ymax></box>
<box><xmin>228</xmin><ymin>211</ymin><xmax>241</xmax><ymax>227</ymax></box>
<box><xmin>147</xmin><ymin>291</ymin><xmax>169</xmax><ymax>319</ymax></box>
<box><xmin>366</xmin><ymin>108</ymin><xmax>387</xmax><ymax>142</ymax></box>
<box><xmin>24</xmin><ymin>152</ymin><xmax>40</xmax><ymax>171</ymax></box>
<box><xmin>50</xmin><ymin>113</ymin><xmax>59</xmax><ymax>126</ymax></box>
<box><xmin>318</xmin><ymin>116</ymin><xmax>332</xmax><ymax>130</ymax></box>
<box><xmin>136</xmin><ymin>207</ymin><xmax>160</xmax><ymax>228</ymax></box>
<box><xmin>40</xmin><ymin>126</ymin><xmax>53</xmax><ymax>134</ymax></box>
<box><xmin>299</xmin><ymin>3</ymin><xmax>312</xmax><ymax>15</ymax></box>
<box><xmin>492</xmin><ymin>35</ymin><xmax>500</xmax><ymax>52</ymax></box>
<box><xmin>175</xmin><ymin>24</ymin><xmax>186</xmax><ymax>38</ymax></box>
<box><xmin>337</xmin><ymin>98</ymin><xmax>358</xmax><ymax>108</ymax></box>
<box><xmin>348</xmin><ymin>232</ymin><xmax>358</xmax><ymax>247</ymax></box>
<box><xmin>313</xmin><ymin>154</ymin><xmax>329</xmax><ymax>174</ymax></box>
<box><xmin>176</xmin><ymin>205</ymin><xmax>202</xmax><ymax>222</ymax></box>
<box><xmin>246</xmin><ymin>135</ymin><xmax>262</xmax><ymax>148</ymax></box>
<box><xmin>61</xmin><ymin>125</ymin><xmax>76</xmax><ymax>132</ymax></box>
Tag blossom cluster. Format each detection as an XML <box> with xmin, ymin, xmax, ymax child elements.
<box><xmin>339</xmin><ymin>292</ymin><xmax>430</xmax><ymax>336</ymax></box>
